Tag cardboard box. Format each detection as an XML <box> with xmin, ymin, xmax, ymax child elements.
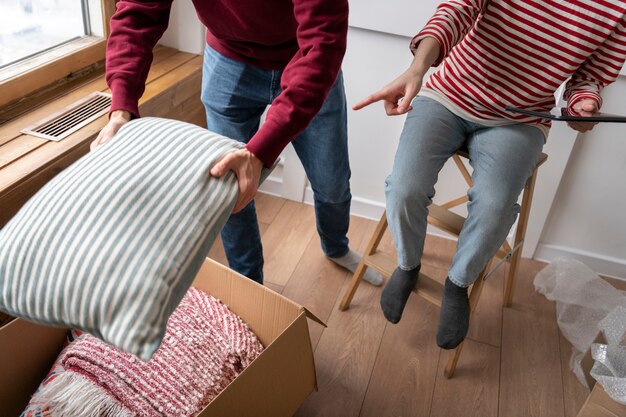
<box><xmin>0</xmin><ymin>258</ymin><xmax>321</xmax><ymax>417</ymax></box>
<box><xmin>576</xmin><ymin>384</ymin><xmax>626</xmax><ymax>417</ymax></box>
<box><xmin>576</xmin><ymin>331</ymin><xmax>626</xmax><ymax>417</ymax></box>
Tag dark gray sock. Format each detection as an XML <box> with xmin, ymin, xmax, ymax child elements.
<box><xmin>436</xmin><ymin>277</ymin><xmax>470</xmax><ymax>349</ymax></box>
<box><xmin>380</xmin><ymin>265</ymin><xmax>420</xmax><ymax>324</ymax></box>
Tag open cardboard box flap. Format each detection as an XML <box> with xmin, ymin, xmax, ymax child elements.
<box><xmin>0</xmin><ymin>258</ymin><xmax>319</xmax><ymax>417</ymax></box>
<box><xmin>0</xmin><ymin>319</ymin><xmax>68</xmax><ymax>417</ymax></box>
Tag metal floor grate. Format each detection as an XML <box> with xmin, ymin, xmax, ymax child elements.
<box><xmin>21</xmin><ymin>92</ymin><xmax>112</xmax><ymax>141</ymax></box>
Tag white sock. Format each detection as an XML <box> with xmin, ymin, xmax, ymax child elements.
<box><xmin>328</xmin><ymin>249</ymin><xmax>383</xmax><ymax>286</ymax></box>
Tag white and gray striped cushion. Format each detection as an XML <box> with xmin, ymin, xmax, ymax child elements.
<box><xmin>0</xmin><ymin>117</ymin><xmax>254</xmax><ymax>360</ymax></box>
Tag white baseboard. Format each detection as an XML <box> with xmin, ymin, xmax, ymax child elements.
<box><xmin>534</xmin><ymin>243</ymin><xmax>626</xmax><ymax>281</ymax></box>
<box><xmin>303</xmin><ymin>188</ymin><xmax>461</xmax><ymax>239</ymax></box>
<box><xmin>303</xmin><ymin>188</ymin><xmax>385</xmax><ymax>220</ymax></box>
<box><xmin>257</xmin><ymin>176</ymin><xmax>284</xmax><ymax>199</ymax></box>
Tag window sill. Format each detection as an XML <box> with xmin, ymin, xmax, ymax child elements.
<box><xmin>0</xmin><ymin>46</ymin><xmax>205</xmax><ymax>227</ymax></box>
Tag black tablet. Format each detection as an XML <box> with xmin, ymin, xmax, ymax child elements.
<box><xmin>505</xmin><ymin>106</ymin><xmax>626</xmax><ymax>123</ymax></box>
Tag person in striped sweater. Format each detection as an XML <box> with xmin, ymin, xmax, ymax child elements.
<box><xmin>355</xmin><ymin>0</ymin><xmax>626</xmax><ymax>349</ymax></box>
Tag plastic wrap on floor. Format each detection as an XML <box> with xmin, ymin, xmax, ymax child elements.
<box><xmin>534</xmin><ymin>258</ymin><xmax>626</xmax><ymax>404</ymax></box>
<box><xmin>592</xmin><ymin>307</ymin><xmax>626</xmax><ymax>405</ymax></box>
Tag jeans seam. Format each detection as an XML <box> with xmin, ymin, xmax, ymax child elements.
<box><xmin>399</xmin><ymin>262</ymin><xmax>420</xmax><ymax>271</ymax></box>
<box><xmin>270</xmin><ymin>70</ymin><xmax>279</xmax><ymax>101</ymax></box>
<box><xmin>448</xmin><ymin>273</ymin><xmax>470</xmax><ymax>288</ymax></box>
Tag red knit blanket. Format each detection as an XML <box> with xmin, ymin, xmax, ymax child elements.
<box><xmin>28</xmin><ymin>288</ymin><xmax>263</xmax><ymax>417</ymax></box>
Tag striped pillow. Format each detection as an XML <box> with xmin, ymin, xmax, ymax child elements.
<box><xmin>0</xmin><ymin>117</ymin><xmax>258</xmax><ymax>360</ymax></box>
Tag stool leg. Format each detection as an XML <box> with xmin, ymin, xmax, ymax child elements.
<box><xmin>339</xmin><ymin>260</ymin><xmax>370</xmax><ymax>311</ymax></box>
<box><xmin>339</xmin><ymin>211</ymin><xmax>389</xmax><ymax>311</ymax></box>
<box><xmin>444</xmin><ymin>264</ymin><xmax>489</xmax><ymax>378</ymax></box>
<box><xmin>444</xmin><ymin>341</ymin><xmax>465</xmax><ymax>379</ymax></box>
<box><xmin>452</xmin><ymin>154</ymin><xmax>473</xmax><ymax>187</ymax></box>
<box><xmin>504</xmin><ymin>168</ymin><xmax>539</xmax><ymax>307</ymax></box>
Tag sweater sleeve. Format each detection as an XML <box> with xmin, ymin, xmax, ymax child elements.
<box><xmin>244</xmin><ymin>0</ymin><xmax>348</xmax><ymax>167</ymax></box>
<box><xmin>411</xmin><ymin>0</ymin><xmax>488</xmax><ymax>66</ymax></box>
<box><xmin>564</xmin><ymin>18</ymin><xmax>626</xmax><ymax>112</ymax></box>
<box><xmin>106</xmin><ymin>0</ymin><xmax>174</xmax><ymax>118</ymax></box>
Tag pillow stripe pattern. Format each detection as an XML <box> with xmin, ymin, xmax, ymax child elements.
<box><xmin>0</xmin><ymin>117</ymin><xmax>244</xmax><ymax>359</ymax></box>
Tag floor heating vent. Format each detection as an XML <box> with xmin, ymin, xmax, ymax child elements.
<box><xmin>21</xmin><ymin>92</ymin><xmax>111</xmax><ymax>141</ymax></box>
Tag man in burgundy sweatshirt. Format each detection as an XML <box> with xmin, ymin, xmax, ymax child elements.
<box><xmin>91</xmin><ymin>0</ymin><xmax>383</xmax><ymax>286</ymax></box>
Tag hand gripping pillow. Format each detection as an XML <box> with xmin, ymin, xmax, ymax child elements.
<box><xmin>0</xmin><ymin>117</ymin><xmax>264</xmax><ymax>360</ymax></box>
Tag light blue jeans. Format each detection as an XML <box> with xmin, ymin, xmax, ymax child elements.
<box><xmin>201</xmin><ymin>45</ymin><xmax>351</xmax><ymax>284</ymax></box>
<box><xmin>386</xmin><ymin>96</ymin><xmax>544</xmax><ymax>287</ymax></box>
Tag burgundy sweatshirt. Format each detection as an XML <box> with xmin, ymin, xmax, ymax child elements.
<box><xmin>106</xmin><ymin>0</ymin><xmax>349</xmax><ymax>166</ymax></box>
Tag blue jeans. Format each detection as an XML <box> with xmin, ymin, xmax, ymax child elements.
<box><xmin>201</xmin><ymin>45</ymin><xmax>351</xmax><ymax>284</ymax></box>
<box><xmin>386</xmin><ymin>96</ymin><xmax>544</xmax><ymax>287</ymax></box>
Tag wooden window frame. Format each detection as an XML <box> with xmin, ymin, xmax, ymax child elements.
<box><xmin>0</xmin><ymin>0</ymin><xmax>117</xmax><ymax>110</ymax></box>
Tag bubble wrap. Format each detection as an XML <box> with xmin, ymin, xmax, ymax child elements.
<box><xmin>591</xmin><ymin>343</ymin><xmax>626</xmax><ymax>405</ymax></box>
<box><xmin>599</xmin><ymin>306</ymin><xmax>626</xmax><ymax>346</ymax></box>
<box><xmin>534</xmin><ymin>258</ymin><xmax>626</xmax><ymax>402</ymax></box>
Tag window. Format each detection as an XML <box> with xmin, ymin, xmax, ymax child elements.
<box><xmin>0</xmin><ymin>0</ymin><xmax>95</xmax><ymax>68</ymax></box>
<box><xmin>0</xmin><ymin>0</ymin><xmax>114</xmax><ymax>110</ymax></box>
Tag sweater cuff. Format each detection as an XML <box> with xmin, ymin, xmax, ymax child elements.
<box><xmin>567</xmin><ymin>90</ymin><xmax>602</xmax><ymax>114</ymax></box>
<box><xmin>109</xmin><ymin>78</ymin><xmax>141</xmax><ymax>119</ymax></box>
<box><xmin>245</xmin><ymin>124</ymin><xmax>286</xmax><ymax>168</ymax></box>
<box><xmin>245</xmin><ymin>141</ymin><xmax>279</xmax><ymax>169</ymax></box>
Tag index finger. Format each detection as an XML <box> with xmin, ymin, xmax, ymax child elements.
<box><xmin>353</xmin><ymin>91</ymin><xmax>386</xmax><ymax>110</ymax></box>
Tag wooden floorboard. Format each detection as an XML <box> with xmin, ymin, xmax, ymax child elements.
<box><xmin>560</xmin><ymin>332</ymin><xmax>589</xmax><ymax>417</ymax></box>
<box><xmin>262</xmin><ymin>201</ymin><xmax>317</xmax><ymax>287</ymax></box>
<box><xmin>264</xmin><ymin>282</ymin><xmax>284</xmax><ymax>294</ymax></box>
<box><xmin>209</xmin><ymin>194</ymin><xmax>590</xmax><ymax>417</ymax></box>
<box><xmin>421</xmin><ymin>234</ymin><xmax>456</xmax><ymax>268</ymax></box>
<box><xmin>295</xmin><ymin>220</ymin><xmax>388</xmax><ymax>417</ymax></box>
<box><xmin>359</xmin><ymin>295</ymin><xmax>441</xmax><ymax>417</ymax></box>
<box><xmin>430</xmin><ymin>339</ymin><xmax>500</xmax><ymax>417</ymax></box>
<box><xmin>207</xmin><ymin>235</ymin><xmax>227</xmax><ymax>266</ymax></box>
<box><xmin>499</xmin><ymin>261</ymin><xmax>566</xmax><ymax>417</ymax></box>
<box><xmin>254</xmin><ymin>193</ymin><xmax>286</xmax><ymax>224</ymax></box>
<box><xmin>281</xmin><ymin>232</ymin><xmax>349</xmax><ymax>350</ymax></box>
<box><xmin>294</xmin><ymin>279</ymin><xmax>387</xmax><ymax>417</ymax></box>
<box><xmin>466</xmin><ymin>266</ymin><xmax>504</xmax><ymax>347</ymax></box>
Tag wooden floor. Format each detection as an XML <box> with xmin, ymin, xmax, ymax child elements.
<box><xmin>208</xmin><ymin>194</ymin><xmax>592</xmax><ymax>417</ymax></box>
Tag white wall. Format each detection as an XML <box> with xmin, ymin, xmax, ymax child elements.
<box><xmin>159</xmin><ymin>1</ymin><xmax>204</xmax><ymax>54</ymax></box>
<box><xmin>534</xmin><ymin>78</ymin><xmax>626</xmax><ymax>279</ymax></box>
<box><xmin>349</xmin><ymin>0</ymin><xmax>440</xmax><ymax>38</ymax></box>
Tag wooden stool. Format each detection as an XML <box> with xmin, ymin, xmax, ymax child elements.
<box><xmin>339</xmin><ymin>148</ymin><xmax>548</xmax><ymax>378</ymax></box>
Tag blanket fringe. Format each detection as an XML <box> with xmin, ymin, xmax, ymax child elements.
<box><xmin>33</xmin><ymin>372</ymin><xmax>134</xmax><ymax>417</ymax></box>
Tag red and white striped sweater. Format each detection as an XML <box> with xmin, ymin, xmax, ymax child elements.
<box><xmin>413</xmin><ymin>0</ymin><xmax>626</xmax><ymax>135</ymax></box>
